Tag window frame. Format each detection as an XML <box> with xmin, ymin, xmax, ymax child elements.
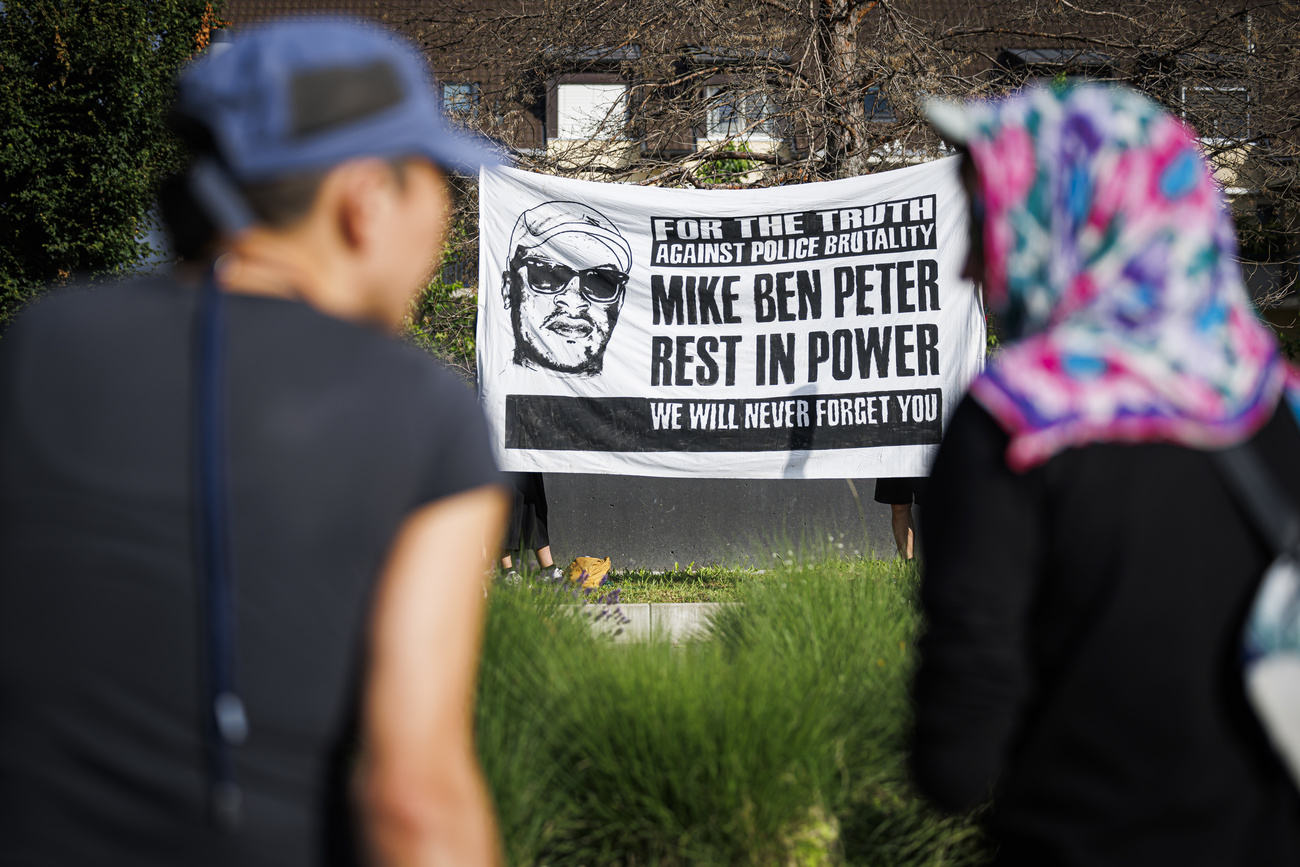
<box><xmin>863</xmin><ymin>85</ymin><xmax>896</xmax><ymax>123</ymax></box>
<box><xmin>440</xmin><ymin>81</ymin><xmax>480</xmax><ymax>122</ymax></box>
<box><xmin>1181</xmin><ymin>81</ymin><xmax>1252</xmax><ymax>146</ymax></box>
<box><xmin>701</xmin><ymin>84</ymin><xmax>777</xmax><ymax>143</ymax></box>
<box><xmin>553</xmin><ymin>80</ymin><xmax>630</xmax><ymax>141</ymax></box>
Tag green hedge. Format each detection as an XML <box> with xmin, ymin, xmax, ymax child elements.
<box><xmin>0</xmin><ymin>0</ymin><xmax>220</xmax><ymax>330</ymax></box>
<box><xmin>476</xmin><ymin>559</ymin><xmax>989</xmax><ymax>866</ymax></box>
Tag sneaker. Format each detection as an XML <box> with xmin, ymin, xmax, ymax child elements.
<box><xmin>502</xmin><ymin>569</ymin><xmax>522</xmax><ymax>586</ymax></box>
<box><xmin>543</xmin><ymin>566</ymin><xmax>564</xmax><ymax>582</ymax></box>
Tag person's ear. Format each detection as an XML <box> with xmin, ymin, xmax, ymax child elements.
<box><xmin>501</xmin><ymin>271</ymin><xmax>512</xmax><ymax>308</ymax></box>
<box><xmin>333</xmin><ymin>159</ymin><xmax>396</xmax><ymax>253</ymax></box>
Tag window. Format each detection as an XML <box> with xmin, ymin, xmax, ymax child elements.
<box><xmin>704</xmin><ymin>86</ymin><xmax>775</xmax><ymax>141</ymax></box>
<box><xmin>995</xmin><ymin>48</ymin><xmax>1112</xmax><ymax>87</ymax></box>
<box><xmin>441</xmin><ymin>82</ymin><xmax>479</xmax><ymax>121</ymax></box>
<box><xmin>556</xmin><ymin>83</ymin><xmax>628</xmax><ymax>140</ymax></box>
<box><xmin>704</xmin><ymin>86</ymin><xmax>775</xmax><ymax>140</ymax></box>
<box><xmin>864</xmin><ymin>86</ymin><xmax>895</xmax><ymax>123</ymax></box>
<box><xmin>1182</xmin><ymin>82</ymin><xmax>1251</xmax><ymax>143</ymax></box>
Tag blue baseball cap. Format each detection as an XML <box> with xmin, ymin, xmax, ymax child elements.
<box><xmin>174</xmin><ymin>18</ymin><xmax>504</xmax><ymax>231</ymax></box>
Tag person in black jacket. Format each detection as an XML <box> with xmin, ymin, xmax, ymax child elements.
<box><xmin>912</xmin><ymin>83</ymin><xmax>1300</xmax><ymax>865</ymax></box>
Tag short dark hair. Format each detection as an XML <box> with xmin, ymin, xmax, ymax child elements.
<box><xmin>242</xmin><ymin>158</ymin><xmax>409</xmax><ymax>229</ymax></box>
<box><xmin>239</xmin><ymin>170</ymin><xmax>330</xmax><ymax>228</ymax></box>
<box><xmin>159</xmin><ymin>113</ymin><xmax>412</xmax><ymax>260</ymax></box>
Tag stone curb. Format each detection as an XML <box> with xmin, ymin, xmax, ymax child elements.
<box><xmin>583</xmin><ymin>602</ymin><xmax>731</xmax><ymax>643</ymax></box>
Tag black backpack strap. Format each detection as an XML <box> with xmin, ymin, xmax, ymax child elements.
<box><xmin>195</xmin><ymin>271</ymin><xmax>249</xmax><ymax>833</ymax></box>
<box><xmin>1211</xmin><ymin>444</ymin><xmax>1300</xmax><ymax>559</ymax></box>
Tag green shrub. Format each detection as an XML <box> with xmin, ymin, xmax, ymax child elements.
<box><xmin>697</xmin><ymin>143</ymin><xmax>760</xmax><ymax>186</ymax></box>
<box><xmin>476</xmin><ymin>559</ymin><xmax>989</xmax><ymax>866</ymax></box>
<box><xmin>0</xmin><ymin>0</ymin><xmax>223</xmax><ymax>330</ymax></box>
<box><xmin>407</xmin><ymin>276</ymin><xmax>477</xmax><ymax>378</ymax></box>
<box><xmin>406</xmin><ymin>215</ymin><xmax>478</xmax><ymax>378</ymax></box>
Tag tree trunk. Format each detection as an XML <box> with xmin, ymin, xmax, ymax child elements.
<box><xmin>815</xmin><ymin>0</ymin><xmax>869</xmax><ymax>179</ymax></box>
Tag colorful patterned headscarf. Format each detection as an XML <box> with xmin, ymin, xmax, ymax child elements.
<box><xmin>927</xmin><ymin>82</ymin><xmax>1294</xmax><ymax>472</ymax></box>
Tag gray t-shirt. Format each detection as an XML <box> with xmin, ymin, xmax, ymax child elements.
<box><xmin>0</xmin><ymin>277</ymin><xmax>499</xmax><ymax>865</ymax></box>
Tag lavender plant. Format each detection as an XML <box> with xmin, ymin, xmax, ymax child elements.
<box><xmin>475</xmin><ymin>556</ymin><xmax>989</xmax><ymax>866</ymax></box>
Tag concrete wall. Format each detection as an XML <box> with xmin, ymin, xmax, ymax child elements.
<box><xmin>542</xmin><ymin>474</ymin><xmax>904</xmax><ymax>570</ymax></box>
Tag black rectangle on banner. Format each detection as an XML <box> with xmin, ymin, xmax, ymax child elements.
<box><xmin>505</xmin><ymin>389</ymin><xmax>942</xmax><ymax>452</ymax></box>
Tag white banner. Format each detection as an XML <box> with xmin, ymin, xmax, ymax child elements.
<box><xmin>477</xmin><ymin>159</ymin><xmax>984</xmax><ymax>479</ymax></box>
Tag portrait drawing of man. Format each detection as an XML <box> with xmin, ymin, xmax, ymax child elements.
<box><xmin>501</xmin><ymin>201</ymin><xmax>632</xmax><ymax>376</ymax></box>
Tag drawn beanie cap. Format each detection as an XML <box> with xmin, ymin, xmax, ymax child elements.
<box><xmin>508</xmin><ymin>201</ymin><xmax>632</xmax><ymax>273</ymax></box>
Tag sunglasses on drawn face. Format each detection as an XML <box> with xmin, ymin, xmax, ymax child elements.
<box><xmin>518</xmin><ymin>257</ymin><xmax>628</xmax><ymax>304</ymax></box>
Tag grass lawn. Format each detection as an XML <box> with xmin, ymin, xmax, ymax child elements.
<box><xmin>612</xmin><ymin>565</ymin><xmax>751</xmax><ymax>602</ymax></box>
<box><xmin>611</xmin><ymin>556</ymin><xmax>909</xmax><ymax>603</ymax></box>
